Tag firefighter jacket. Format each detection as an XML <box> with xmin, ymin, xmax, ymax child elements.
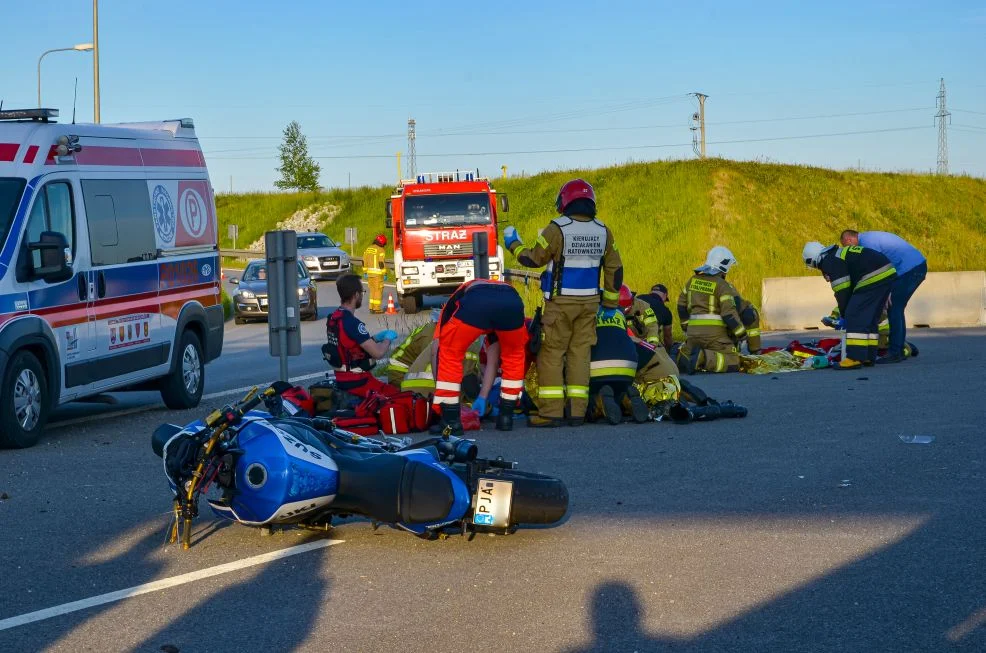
<box><xmin>589</xmin><ymin>310</ymin><xmax>638</xmax><ymax>384</ymax></box>
<box><xmin>625</xmin><ymin>296</ymin><xmax>661</xmax><ymax>345</ymax></box>
<box><xmin>510</xmin><ymin>214</ymin><xmax>623</xmax><ymax>309</ymax></box>
<box><xmin>386</xmin><ymin>322</ymin><xmax>436</xmax><ymax>376</ymax></box>
<box><xmin>362</xmin><ymin>244</ymin><xmax>387</xmax><ymax>276</ymax></box>
<box><xmin>735</xmin><ymin>296</ymin><xmax>761</xmax><ymax>335</ymax></box>
<box><xmin>676</xmin><ymin>273</ymin><xmax>746</xmax><ymax>341</ymax></box>
<box><xmin>817</xmin><ymin>245</ymin><xmax>897</xmax><ymax>316</ymax></box>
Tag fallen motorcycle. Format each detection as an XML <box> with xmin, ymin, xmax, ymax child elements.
<box><xmin>152</xmin><ymin>386</ymin><xmax>569</xmax><ymax>549</ymax></box>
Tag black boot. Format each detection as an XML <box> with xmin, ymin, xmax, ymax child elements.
<box><xmin>717</xmin><ymin>401</ymin><xmax>748</xmax><ymax>418</ymax></box>
<box><xmin>689</xmin><ymin>404</ymin><xmax>723</xmax><ymax>421</ymax></box>
<box><xmin>429</xmin><ymin>402</ymin><xmax>464</xmax><ymax>436</ymax></box>
<box><xmin>496</xmin><ymin>399</ymin><xmax>517</xmax><ymax>431</ymax></box>
<box><xmin>667</xmin><ymin>402</ymin><xmax>693</xmax><ymax>424</ymax></box>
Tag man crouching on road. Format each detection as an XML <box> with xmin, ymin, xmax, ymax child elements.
<box><xmin>323</xmin><ymin>274</ymin><xmax>399</xmax><ymax>398</ymax></box>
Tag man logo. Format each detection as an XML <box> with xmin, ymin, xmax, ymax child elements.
<box><xmin>179</xmin><ymin>188</ymin><xmax>208</xmax><ymax>239</ymax></box>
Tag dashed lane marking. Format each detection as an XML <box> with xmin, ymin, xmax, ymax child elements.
<box><xmin>0</xmin><ymin>539</ymin><xmax>344</xmax><ymax>632</ymax></box>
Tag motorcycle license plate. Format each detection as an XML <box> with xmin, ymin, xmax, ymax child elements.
<box><xmin>472</xmin><ymin>478</ymin><xmax>513</xmax><ymax>528</ymax></box>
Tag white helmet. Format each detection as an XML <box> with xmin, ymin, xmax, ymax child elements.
<box><xmin>802</xmin><ymin>241</ymin><xmax>827</xmax><ymax>268</ymax></box>
<box><xmin>703</xmin><ymin>246</ymin><xmax>737</xmax><ymax>274</ymax></box>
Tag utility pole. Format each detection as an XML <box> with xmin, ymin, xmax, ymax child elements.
<box><xmin>93</xmin><ymin>0</ymin><xmax>100</xmax><ymax>123</ymax></box>
<box><xmin>501</xmin><ymin>165</ymin><xmax>507</xmax><ymax>179</ymax></box>
<box><xmin>690</xmin><ymin>92</ymin><xmax>708</xmax><ymax>159</ymax></box>
<box><xmin>396</xmin><ymin>152</ymin><xmax>402</xmax><ymax>183</ymax></box>
<box><xmin>935</xmin><ymin>78</ymin><xmax>950</xmax><ymax>175</ymax></box>
<box><xmin>406</xmin><ymin>118</ymin><xmax>417</xmax><ymax>179</ymax></box>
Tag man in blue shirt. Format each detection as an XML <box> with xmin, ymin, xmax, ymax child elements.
<box><xmin>840</xmin><ymin>230</ymin><xmax>927</xmax><ymax>363</ymax></box>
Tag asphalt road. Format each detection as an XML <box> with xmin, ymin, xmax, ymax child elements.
<box><xmin>3</xmin><ymin>323</ymin><xmax>984</xmax><ymax>652</ymax></box>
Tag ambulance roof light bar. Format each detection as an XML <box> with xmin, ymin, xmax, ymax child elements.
<box><xmin>0</xmin><ymin>108</ymin><xmax>59</xmax><ymax>122</ymax></box>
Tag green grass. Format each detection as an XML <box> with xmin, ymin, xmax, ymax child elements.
<box><xmin>216</xmin><ymin>159</ymin><xmax>986</xmax><ymax>314</ymax></box>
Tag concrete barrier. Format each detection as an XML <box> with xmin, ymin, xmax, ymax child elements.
<box><xmin>761</xmin><ymin>271</ymin><xmax>986</xmax><ymax>330</ymax></box>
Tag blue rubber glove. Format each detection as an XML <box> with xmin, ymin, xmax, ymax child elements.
<box><xmin>503</xmin><ymin>226</ymin><xmax>521</xmax><ymax>250</ymax></box>
<box><xmin>597</xmin><ymin>306</ymin><xmax>618</xmax><ymax>320</ymax></box>
<box><xmin>833</xmin><ymin>318</ymin><xmax>845</xmax><ymax>330</ymax></box>
<box><xmin>471</xmin><ymin>396</ymin><xmax>488</xmax><ymax>416</ymax></box>
<box><xmin>374</xmin><ymin>329</ymin><xmax>398</xmax><ymax>343</ymax></box>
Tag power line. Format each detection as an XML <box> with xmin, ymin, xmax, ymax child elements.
<box><xmin>952</xmin><ymin>108</ymin><xmax>986</xmax><ymax>116</ymax></box>
<box><xmin>207</xmin><ymin>125</ymin><xmax>932</xmax><ymax>161</ymax></box>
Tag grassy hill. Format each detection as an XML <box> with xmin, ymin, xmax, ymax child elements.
<box><xmin>216</xmin><ymin>159</ymin><xmax>986</xmax><ymax>311</ymax></box>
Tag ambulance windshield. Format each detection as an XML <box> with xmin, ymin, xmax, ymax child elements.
<box><xmin>403</xmin><ymin>192</ymin><xmax>491</xmax><ymax>229</ymax></box>
<box><xmin>0</xmin><ymin>178</ymin><xmax>26</xmax><ymax>249</ymax></box>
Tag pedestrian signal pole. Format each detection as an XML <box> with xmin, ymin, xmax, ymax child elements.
<box><xmin>266</xmin><ymin>230</ymin><xmax>301</xmax><ymax>382</ymax></box>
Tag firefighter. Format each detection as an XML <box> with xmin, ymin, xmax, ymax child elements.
<box><xmin>675</xmin><ymin>246</ymin><xmax>746</xmax><ymax>374</ymax></box>
<box><xmin>637</xmin><ymin>283</ymin><xmax>674</xmax><ymax>350</ymax></box>
<box><xmin>504</xmin><ymin>178</ymin><xmax>623</xmax><ymax>427</ymax></box>
<box><xmin>803</xmin><ymin>241</ymin><xmax>897</xmax><ymax>369</ymax></box>
<box><xmin>385</xmin><ymin>309</ymin><xmax>439</xmax><ymax>385</ymax></box>
<box><xmin>399</xmin><ymin>338</ymin><xmax>482</xmax><ymax>396</ymax></box>
<box><xmin>735</xmin><ymin>295</ymin><xmax>762</xmax><ymax>354</ymax></box>
<box><xmin>432</xmin><ymin>280</ymin><xmax>528</xmax><ymax>434</ymax></box>
<box><xmin>621</xmin><ymin>285</ymin><xmax>662</xmax><ymax>346</ymax></box>
<box><xmin>362</xmin><ymin>234</ymin><xmax>388</xmax><ymax>313</ymax></box>
<box><xmin>322</xmin><ymin>274</ymin><xmax>398</xmax><ymax>397</ymax></box>
<box><xmin>588</xmin><ymin>307</ymin><xmax>648</xmax><ymax>424</ymax></box>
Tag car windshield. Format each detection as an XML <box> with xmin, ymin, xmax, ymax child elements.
<box><xmin>403</xmin><ymin>192</ymin><xmax>492</xmax><ymax>229</ymax></box>
<box><xmin>298</xmin><ymin>234</ymin><xmax>336</xmax><ymax>249</ymax></box>
<box><xmin>0</xmin><ymin>178</ymin><xmax>27</xmax><ymax>249</ymax></box>
<box><xmin>242</xmin><ymin>262</ymin><xmax>308</xmax><ymax>282</ymax></box>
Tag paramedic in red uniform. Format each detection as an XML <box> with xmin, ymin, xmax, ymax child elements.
<box><xmin>432</xmin><ymin>280</ymin><xmax>528</xmax><ymax>434</ymax></box>
<box><xmin>323</xmin><ymin>274</ymin><xmax>399</xmax><ymax>397</ymax></box>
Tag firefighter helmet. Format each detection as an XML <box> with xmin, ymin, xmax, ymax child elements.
<box><xmin>618</xmin><ymin>284</ymin><xmax>634</xmax><ymax>311</ymax></box>
<box><xmin>802</xmin><ymin>241</ymin><xmax>827</xmax><ymax>268</ymax></box>
<box><xmin>555</xmin><ymin>178</ymin><xmax>596</xmax><ymax>214</ymax></box>
<box><xmin>704</xmin><ymin>246</ymin><xmax>737</xmax><ymax>274</ymax></box>
<box><xmin>374</xmin><ymin>234</ymin><xmax>387</xmax><ymax>247</ymax></box>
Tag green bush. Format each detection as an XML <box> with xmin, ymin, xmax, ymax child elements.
<box><xmin>221</xmin><ymin>287</ymin><xmax>233</xmax><ymax>321</ymax></box>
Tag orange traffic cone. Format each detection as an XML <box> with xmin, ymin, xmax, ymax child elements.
<box><xmin>385</xmin><ymin>294</ymin><xmax>398</xmax><ymax>315</ymax></box>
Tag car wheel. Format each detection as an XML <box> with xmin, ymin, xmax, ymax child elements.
<box><xmin>306</xmin><ymin>299</ymin><xmax>319</xmax><ymax>320</ymax></box>
<box><xmin>399</xmin><ymin>293</ymin><xmax>420</xmax><ymax>314</ymax></box>
<box><xmin>160</xmin><ymin>330</ymin><xmax>205</xmax><ymax>409</ymax></box>
<box><xmin>0</xmin><ymin>350</ymin><xmax>49</xmax><ymax>449</ymax></box>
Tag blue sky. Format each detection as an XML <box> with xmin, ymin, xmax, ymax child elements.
<box><xmin>2</xmin><ymin>1</ymin><xmax>984</xmax><ymax>190</ymax></box>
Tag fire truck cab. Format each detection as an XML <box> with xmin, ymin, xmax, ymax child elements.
<box><xmin>386</xmin><ymin>171</ymin><xmax>507</xmax><ymax>313</ymax></box>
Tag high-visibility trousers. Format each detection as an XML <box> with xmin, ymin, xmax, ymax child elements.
<box><xmin>677</xmin><ymin>329</ymin><xmax>740</xmax><ymax>373</ymax></box>
<box><xmin>844</xmin><ymin>283</ymin><xmax>893</xmax><ymax>363</ymax></box>
<box><xmin>536</xmin><ymin>300</ymin><xmax>597</xmax><ymax>419</ymax></box>
<box><xmin>434</xmin><ymin>319</ymin><xmax>527</xmax><ymax>408</ymax></box>
<box><xmin>367</xmin><ymin>272</ymin><xmax>384</xmax><ymax>313</ymax></box>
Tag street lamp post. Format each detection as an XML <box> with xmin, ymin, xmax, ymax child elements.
<box><xmin>37</xmin><ymin>44</ymin><xmax>94</xmax><ymax>108</ymax></box>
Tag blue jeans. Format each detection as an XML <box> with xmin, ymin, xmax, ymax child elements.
<box><xmin>888</xmin><ymin>261</ymin><xmax>927</xmax><ymax>356</ymax></box>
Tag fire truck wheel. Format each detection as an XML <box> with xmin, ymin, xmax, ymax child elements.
<box><xmin>399</xmin><ymin>293</ymin><xmax>420</xmax><ymax>314</ymax></box>
<box><xmin>0</xmin><ymin>350</ymin><xmax>48</xmax><ymax>449</ymax></box>
<box><xmin>160</xmin><ymin>330</ymin><xmax>205</xmax><ymax>409</ymax></box>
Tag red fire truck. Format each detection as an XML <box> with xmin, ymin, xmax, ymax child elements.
<box><xmin>385</xmin><ymin>171</ymin><xmax>508</xmax><ymax>313</ymax></box>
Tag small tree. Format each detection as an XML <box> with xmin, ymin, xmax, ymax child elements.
<box><xmin>275</xmin><ymin>121</ymin><xmax>321</xmax><ymax>191</ymax></box>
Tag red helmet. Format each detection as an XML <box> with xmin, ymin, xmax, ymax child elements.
<box><xmin>374</xmin><ymin>234</ymin><xmax>387</xmax><ymax>247</ymax></box>
<box><xmin>555</xmin><ymin>178</ymin><xmax>595</xmax><ymax>214</ymax></box>
<box><xmin>618</xmin><ymin>284</ymin><xmax>633</xmax><ymax>311</ymax></box>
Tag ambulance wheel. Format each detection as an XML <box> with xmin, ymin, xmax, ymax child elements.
<box><xmin>160</xmin><ymin>330</ymin><xmax>204</xmax><ymax>410</ymax></box>
<box><xmin>0</xmin><ymin>350</ymin><xmax>48</xmax><ymax>449</ymax></box>
<box><xmin>399</xmin><ymin>293</ymin><xmax>419</xmax><ymax>314</ymax></box>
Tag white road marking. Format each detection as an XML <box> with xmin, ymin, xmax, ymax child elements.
<box><xmin>48</xmin><ymin>371</ymin><xmax>332</xmax><ymax>430</ymax></box>
<box><xmin>0</xmin><ymin>539</ymin><xmax>344</xmax><ymax>632</ymax></box>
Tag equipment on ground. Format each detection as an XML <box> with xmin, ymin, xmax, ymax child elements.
<box><xmin>385</xmin><ymin>171</ymin><xmax>508</xmax><ymax>313</ymax></box>
<box><xmin>152</xmin><ymin>385</ymin><xmax>569</xmax><ymax>549</ymax></box>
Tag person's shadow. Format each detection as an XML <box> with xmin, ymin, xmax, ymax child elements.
<box><xmin>564</xmin><ymin>581</ymin><xmax>671</xmax><ymax>653</ymax></box>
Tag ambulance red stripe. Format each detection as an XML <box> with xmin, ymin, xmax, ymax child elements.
<box><xmin>23</xmin><ymin>145</ymin><xmax>39</xmax><ymax>164</ymax></box>
<box><xmin>41</xmin><ymin>145</ymin><xmax>206</xmax><ymax>168</ymax></box>
<box><xmin>0</xmin><ymin>143</ymin><xmax>19</xmax><ymax>162</ymax></box>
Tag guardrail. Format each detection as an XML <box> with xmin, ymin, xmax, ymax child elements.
<box><xmin>221</xmin><ymin>248</ymin><xmax>541</xmax><ymax>284</ymax></box>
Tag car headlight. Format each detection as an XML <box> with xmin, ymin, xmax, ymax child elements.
<box><xmin>238</xmin><ymin>290</ymin><xmax>255</xmax><ymax>299</ymax></box>
<box><xmin>489</xmin><ymin>261</ymin><xmax>500</xmax><ymax>271</ymax></box>
<box><xmin>303</xmin><ymin>255</ymin><xmax>317</xmax><ymax>262</ymax></box>
<box><xmin>297</xmin><ymin>287</ymin><xmax>306</xmax><ymax>297</ymax></box>
<box><xmin>341</xmin><ymin>254</ymin><xmax>349</xmax><ymax>263</ymax></box>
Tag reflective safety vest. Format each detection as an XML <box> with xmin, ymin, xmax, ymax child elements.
<box><xmin>541</xmin><ymin>216</ymin><xmax>607</xmax><ymax>300</ymax></box>
<box><xmin>589</xmin><ymin>311</ymin><xmax>638</xmax><ymax>383</ymax></box>
<box><xmin>363</xmin><ymin>244</ymin><xmax>386</xmax><ymax>275</ymax></box>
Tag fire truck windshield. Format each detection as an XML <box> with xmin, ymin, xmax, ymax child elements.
<box><xmin>403</xmin><ymin>192</ymin><xmax>491</xmax><ymax>229</ymax></box>
<box><xmin>0</xmin><ymin>178</ymin><xmax>26</xmax><ymax>249</ymax></box>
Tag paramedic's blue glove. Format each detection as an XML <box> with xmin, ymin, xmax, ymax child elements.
<box><xmin>374</xmin><ymin>329</ymin><xmax>398</xmax><ymax>343</ymax></box>
<box><xmin>597</xmin><ymin>306</ymin><xmax>618</xmax><ymax>320</ymax></box>
<box><xmin>471</xmin><ymin>396</ymin><xmax>488</xmax><ymax>416</ymax></box>
<box><xmin>503</xmin><ymin>226</ymin><xmax>521</xmax><ymax>251</ymax></box>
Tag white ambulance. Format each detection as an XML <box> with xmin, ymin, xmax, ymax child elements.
<box><xmin>0</xmin><ymin>108</ymin><xmax>224</xmax><ymax>448</ymax></box>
